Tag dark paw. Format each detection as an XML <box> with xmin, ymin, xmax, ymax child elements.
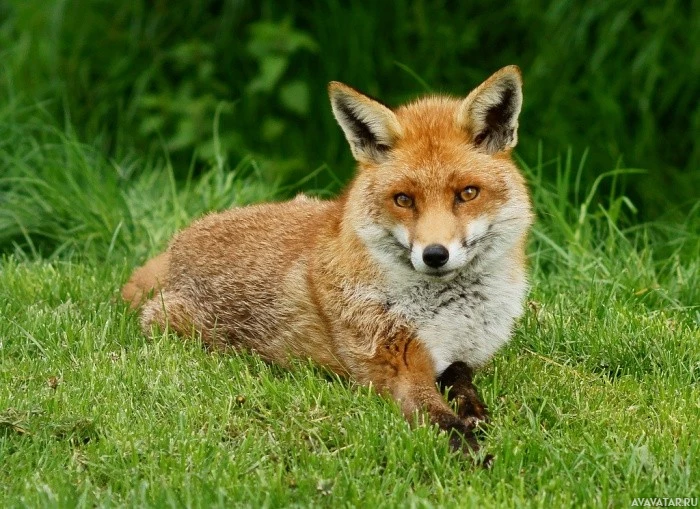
<box><xmin>444</xmin><ymin>421</ymin><xmax>494</xmax><ymax>468</ymax></box>
<box><xmin>455</xmin><ymin>392</ymin><xmax>490</xmax><ymax>429</ymax></box>
<box><xmin>437</xmin><ymin>362</ymin><xmax>490</xmax><ymax>429</ymax></box>
<box><xmin>445</xmin><ymin>420</ymin><xmax>479</xmax><ymax>453</ymax></box>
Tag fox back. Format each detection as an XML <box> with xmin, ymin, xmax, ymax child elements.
<box><xmin>123</xmin><ymin>66</ymin><xmax>533</xmax><ymax>457</ymax></box>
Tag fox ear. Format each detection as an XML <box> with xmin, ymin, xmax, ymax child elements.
<box><xmin>328</xmin><ymin>82</ymin><xmax>402</xmax><ymax>164</ymax></box>
<box><xmin>457</xmin><ymin>65</ymin><xmax>523</xmax><ymax>154</ymax></box>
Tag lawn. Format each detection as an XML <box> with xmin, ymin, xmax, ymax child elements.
<box><xmin>1</xmin><ymin>120</ymin><xmax>697</xmax><ymax>507</ymax></box>
<box><xmin>1</xmin><ymin>1</ymin><xmax>699</xmax><ymax>507</ymax></box>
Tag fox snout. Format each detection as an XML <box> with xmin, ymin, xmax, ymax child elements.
<box><xmin>422</xmin><ymin>244</ymin><xmax>450</xmax><ymax>268</ymax></box>
<box><xmin>396</xmin><ymin>215</ymin><xmax>499</xmax><ymax>277</ymax></box>
<box><xmin>409</xmin><ymin>239</ymin><xmax>467</xmax><ymax>277</ymax></box>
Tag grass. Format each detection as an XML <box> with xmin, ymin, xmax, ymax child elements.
<box><xmin>1</xmin><ymin>1</ymin><xmax>699</xmax><ymax>505</ymax></box>
<box><xmin>1</xmin><ymin>0</ymin><xmax>698</xmax><ymax>218</ymax></box>
<box><xmin>0</xmin><ymin>107</ymin><xmax>698</xmax><ymax>507</ymax></box>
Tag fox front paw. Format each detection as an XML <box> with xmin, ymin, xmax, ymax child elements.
<box><xmin>442</xmin><ymin>418</ymin><xmax>493</xmax><ymax>468</ymax></box>
<box><xmin>437</xmin><ymin>361</ymin><xmax>490</xmax><ymax>429</ymax></box>
<box><xmin>443</xmin><ymin>417</ymin><xmax>479</xmax><ymax>453</ymax></box>
<box><xmin>454</xmin><ymin>391</ymin><xmax>489</xmax><ymax>429</ymax></box>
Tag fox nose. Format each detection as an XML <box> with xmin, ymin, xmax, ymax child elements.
<box><xmin>422</xmin><ymin>244</ymin><xmax>449</xmax><ymax>268</ymax></box>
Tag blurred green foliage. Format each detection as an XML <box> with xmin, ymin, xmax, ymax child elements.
<box><xmin>1</xmin><ymin>0</ymin><xmax>697</xmax><ymax>218</ymax></box>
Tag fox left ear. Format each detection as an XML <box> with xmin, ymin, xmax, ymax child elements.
<box><xmin>457</xmin><ymin>65</ymin><xmax>523</xmax><ymax>154</ymax></box>
<box><xmin>328</xmin><ymin>82</ymin><xmax>402</xmax><ymax>164</ymax></box>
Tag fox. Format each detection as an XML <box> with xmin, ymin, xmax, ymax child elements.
<box><xmin>122</xmin><ymin>65</ymin><xmax>533</xmax><ymax>457</ymax></box>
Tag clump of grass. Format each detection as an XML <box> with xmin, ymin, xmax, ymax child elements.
<box><xmin>0</xmin><ymin>106</ymin><xmax>281</xmax><ymax>262</ymax></box>
<box><xmin>520</xmin><ymin>146</ymin><xmax>699</xmax><ymax>311</ymax></box>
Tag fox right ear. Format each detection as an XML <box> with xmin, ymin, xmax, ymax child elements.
<box><xmin>329</xmin><ymin>82</ymin><xmax>402</xmax><ymax>164</ymax></box>
<box><xmin>457</xmin><ymin>65</ymin><xmax>523</xmax><ymax>154</ymax></box>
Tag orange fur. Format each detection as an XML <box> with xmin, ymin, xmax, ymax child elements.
<box><xmin>121</xmin><ymin>252</ymin><xmax>169</xmax><ymax>309</ymax></box>
<box><xmin>123</xmin><ymin>66</ymin><xmax>533</xmax><ymax>456</ymax></box>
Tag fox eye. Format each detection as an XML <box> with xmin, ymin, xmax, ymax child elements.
<box><xmin>457</xmin><ymin>186</ymin><xmax>480</xmax><ymax>203</ymax></box>
<box><xmin>394</xmin><ymin>193</ymin><xmax>414</xmax><ymax>208</ymax></box>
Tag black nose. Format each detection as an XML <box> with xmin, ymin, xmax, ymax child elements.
<box><xmin>422</xmin><ymin>244</ymin><xmax>449</xmax><ymax>268</ymax></box>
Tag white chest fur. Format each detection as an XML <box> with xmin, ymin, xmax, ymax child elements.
<box><xmin>385</xmin><ymin>269</ymin><xmax>527</xmax><ymax>375</ymax></box>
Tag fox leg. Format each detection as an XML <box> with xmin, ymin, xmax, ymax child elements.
<box><xmin>437</xmin><ymin>361</ymin><xmax>489</xmax><ymax>429</ymax></box>
<box><xmin>362</xmin><ymin>336</ymin><xmax>480</xmax><ymax>454</ymax></box>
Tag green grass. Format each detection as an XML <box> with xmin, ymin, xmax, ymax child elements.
<box><xmin>1</xmin><ymin>0</ymin><xmax>698</xmax><ymax>219</ymax></box>
<box><xmin>1</xmin><ymin>1</ymin><xmax>699</xmax><ymax>506</ymax></box>
<box><xmin>1</xmin><ymin>108</ymin><xmax>698</xmax><ymax>507</ymax></box>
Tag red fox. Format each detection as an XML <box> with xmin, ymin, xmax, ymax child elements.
<box><xmin>122</xmin><ymin>66</ymin><xmax>533</xmax><ymax>457</ymax></box>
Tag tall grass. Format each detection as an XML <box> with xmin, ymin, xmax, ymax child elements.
<box><xmin>2</xmin><ymin>100</ymin><xmax>697</xmax><ymax>316</ymax></box>
<box><xmin>0</xmin><ymin>106</ymin><xmax>278</xmax><ymax>262</ymax></box>
<box><xmin>1</xmin><ymin>0</ymin><xmax>698</xmax><ymax>219</ymax></box>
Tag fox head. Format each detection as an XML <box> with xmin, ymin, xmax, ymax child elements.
<box><xmin>329</xmin><ymin>66</ymin><xmax>533</xmax><ymax>280</ymax></box>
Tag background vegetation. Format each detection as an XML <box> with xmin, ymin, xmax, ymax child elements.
<box><xmin>0</xmin><ymin>0</ymin><xmax>698</xmax><ymax>507</ymax></box>
<box><xmin>2</xmin><ymin>0</ymin><xmax>699</xmax><ymax>225</ymax></box>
